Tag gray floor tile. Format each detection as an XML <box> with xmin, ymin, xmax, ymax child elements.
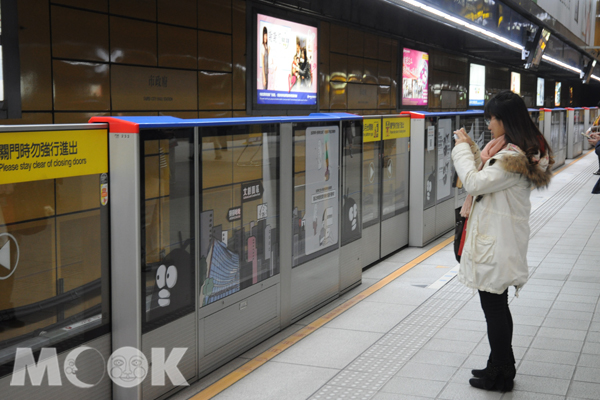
<box><xmin>324</xmin><ymin>301</ymin><xmax>415</xmax><ymax>333</ymax></box>
<box><xmin>212</xmin><ymin>362</ymin><xmax>339</xmax><ymax>400</ymax></box>
<box><xmin>511</xmin><ymin>314</ymin><xmax>545</xmax><ymax>327</ymax></box>
<box><xmin>272</xmin><ymin>327</ymin><xmax>383</xmax><ymax>369</ymax></box>
<box><xmin>438</xmin><ymin>382</ymin><xmax>503</xmax><ymax>400</ymax></box>
<box><xmin>566</xmin><ymin>381</ymin><xmax>600</xmax><ymax>399</ymax></box>
<box><xmin>577</xmin><ymin>354</ymin><xmax>600</xmax><ymax>368</ymax></box>
<box><xmin>500</xmin><ymin>391</ymin><xmax>564</xmax><ymax>400</ymax></box>
<box><xmin>512</xmin><ymin>324</ymin><xmax>541</xmax><ymax>337</ymax></box>
<box><xmin>582</xmin><ymin>342</ymin><xmax>600</xmax><ymax>355</ymax></box>
<box><xmin>552</xmin><ymin>301</ymin><xmax>597</xmax><ymax>313</ymax></box>
<box><xmin>548</xmin><ymin>310</ymin><xmax>597</xmax><ymax>321</ymax></box>
<box><xmin>530</xmin><ymin>336</ymin><xmax>584</xmax><ymax>353</ymax></box>
<box><xmin>422</xmin><ymin>338</ymin><xmax>478</xmax><ymax>355</ymax></box>
<box><xmin>373</xmin><ymin>392</ymin><xmax>433</xmax><ymax>400</ymax></box>
<box><xmin>512</xmin><ymin>334</ymin><xmax>534</xmax><ymax>348</ymax></box>
<box><xmin>240</xmin><ymin>324</ymin><xmax>305</xmax><ymax>359</ymax></box>
<box><xmin>585</xmin><ymin>331</ymin><xmax>600</xmax><ymax>343</ymax></box>
<box><xmin>309</xmin><ymin>385</ymin><xmax>376</xmax><ymax>400</ymax></box>
<box><xmin>379</xmin><ymin>376</ymin><xmax>445</xmax><ymax>397</ymax></box>
<box><xmin>364</xmin><ymin>282</ymin><xmax>436</xmax><ymax>306</ymax></box>
<box><xmin>517</xmin><ymin>360</ymin><xmax>575</xmax><ymax>379</ymax></box>
<box><xmin>397</xmin><ymin>361</ymin><xmax>457</xmax><ymax>381</ymax></box>
<box><xmin>326</xmin><ymin>370</ymin><xmax>391</xmax><ymax>391</ymax></box>
<box><xmin>444</xmin><ymin>318</ymin><xmax>487</xmax><ymax>332</ymax></box>
<box><xmin>409</xmin><ymin>349</ymin><xmax>469</xmax><ymax>367</ymax></box>
<box><xmin>522</xmin><ymin>348</ymin><xmax>580</xmax><ymax>365</ymax></box>
<box><xmin>542</xmin><ymin>317</ymin><xmax>591</xmax><ymax>331</ymax></box>
<box><xmin>573</xmin><ymin>366</ymin><xmax>600</xmax><ymax>384</ymax></box>
<box><xmin>515</xmin><ymin>291</ymin><xmax>558</xmax><ymax>302</ymax></box>
<box><xmin>509</xmin><ymin>306</ymin><xmax>549</xmax><ymax>317</ymax></box>
<box><xmin>433</xmin><ymin>327</ymin><xmax>486</xmax><ymax>343</ymax></box>
<box><xmin>536</xmin><ymin>326</ymin><xmax>588</xmax><ymax>341</ymax></box>
<box><xmin>510</xmin><ymin>375</ymin><xmax>570</xmax><ymax>396</ymax></box>
<box><xmin>524</xmin><ymin>279</ymin><xmax>564</xmax><ymax>287</ymax></box>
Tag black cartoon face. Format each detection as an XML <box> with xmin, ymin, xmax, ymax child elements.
<box><xmin>155</xmin><ymin>264</ymin><xmax>178</xmax><ymax>307</ymax></box>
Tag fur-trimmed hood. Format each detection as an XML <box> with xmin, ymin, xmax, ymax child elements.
<box><xmin>494</xmin><ymin>149</ymin><xmax>554</xmax><ymax>189</ymax></box>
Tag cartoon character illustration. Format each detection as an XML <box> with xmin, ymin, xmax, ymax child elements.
<box><xmin>148</xmin><ymin>244</ymin><xmax>192</xmax><ymax>321</ymax></box>
<box><xmin>155</xmin><ymin>264</ymin><xmax>178</xmax><ymax>307</ymax></box>
<box><xmin>345</xmin><ymin>197</ymin><xmax>358</xmax><ymax>232</ymax></box>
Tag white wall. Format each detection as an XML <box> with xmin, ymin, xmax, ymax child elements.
<box><xmin>535</xmin><ymin>0</ymin><xmax>597</xmax><ymax>46</ymax></box>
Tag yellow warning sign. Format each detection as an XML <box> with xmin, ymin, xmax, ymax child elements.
<box><xmin>382</xmin><ymin>117</ymin><xmax>410</xmax><ymax>140</ymax></box>
<box><xmin>363</xmin><ymin>118</ymin><xmax>381</xmax><ymax>143</ymax></box>
<box><xmin>0</xmin><ymin>129</ymin><xmax>108</xmax><ymax>185</ymax></box>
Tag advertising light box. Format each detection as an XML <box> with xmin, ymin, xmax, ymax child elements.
<box><xmin>256</xmin><ymin>13</ymin><xmax>317</xmax><ymax>106</ymax></box>
<box><xmin>555</xmin><ymin>82</ymin><xmax>561</xmax><ymax>107</ymax></box>
<box><xmin>510</xmin><ymin>72</ymin><xmax>521</xmax><ymax>95</ymax></box>
<box><xmin>402</xmin><ymin>48</ymin><xmax>429</xmax><ymax>106</ymax></box>
<box><xmin>469</xmin><ymin>64</ymin><xmax>485</xmax><ymax>106</ymax></box>
<box><xmin>536</xmin><ymin>77</ymin><xmax>544</xmax><ymax>106</ymax></box>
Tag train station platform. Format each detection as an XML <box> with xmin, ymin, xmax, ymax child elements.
<box><xmin>173</xmin><ymin>148</ymin><xmax>600</xmax><ymax>400</ymax></box>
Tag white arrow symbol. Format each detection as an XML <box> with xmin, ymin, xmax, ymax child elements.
<box><xmin>0</xmin><ymin>240</ymin><xmax>10</xmax><ymax>271</ymax></box>
<box><xmin>0</xmin><ymin>233</ymin><xmax>19</xmax><ymax>280</ymax></box>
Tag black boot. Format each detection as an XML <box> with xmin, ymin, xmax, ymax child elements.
<box><xmin>469</xmin><ymin>364</ymin><xmax>515</xmax><ymax>392</ymax></box>
<box><xmin>471</xmin><ymin>360</ymin><xmax>491</xmax><ymax>378</ymax></box>
<box><xmin>472</xmin><ymin>351</ymin><xmax>514</xmax><ymax>378</ymax></box>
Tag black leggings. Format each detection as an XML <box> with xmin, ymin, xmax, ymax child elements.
<box><xmin>478</xmin><ymin>289</ymin><xmax>514</xmax><ymax>366</ymax></box>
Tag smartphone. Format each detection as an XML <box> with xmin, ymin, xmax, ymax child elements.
<box><xmin>581</xmin><ymin>131</ymin><xmax>591</xmax><ymax>139</ymax></box>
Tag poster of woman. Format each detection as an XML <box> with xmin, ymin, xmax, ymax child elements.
<box><xmin>257</xmin><ymin>14</ymin><xmax>318</xmax><ymax>106</ymax></box>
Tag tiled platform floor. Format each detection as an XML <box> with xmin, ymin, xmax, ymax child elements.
<box><xmin>173</xmin><ymin>150</ymin><xmax>600</xmax><ymax>400</ymax></box>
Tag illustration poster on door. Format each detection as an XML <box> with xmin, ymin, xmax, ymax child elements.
<box><xmin>305</xmin><ymin>126</ymin><xmax>339</xmax><ymax>255</ymax></box>
<box><xmin>437</xmin><ymin>118</ymin><xmax>452</xmax><ymax>201</ymax></box>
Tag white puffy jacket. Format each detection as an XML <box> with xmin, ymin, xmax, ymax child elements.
<box><xmin>451</xmin><ymin>142</ymin><xmax>553</xmax><ymax>294</ymax></box>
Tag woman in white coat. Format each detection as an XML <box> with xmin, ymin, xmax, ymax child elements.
<box><xmin>452</xmin><ymin>90</ymin><xmax>553</xmax><ymax>392</ymax></box>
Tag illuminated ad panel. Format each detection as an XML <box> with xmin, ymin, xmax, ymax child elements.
<box><xmin>257</xmin><ymin>13</ymin><xmax>317</xmax><ymax>106</ymax></box>
<box><xmin>555</xmin><ymin>82</ymin><xmax>561</xmax><ymax>106</ymax></box>
<box><xmin>402</xmin><ymin>48</ymin><xmax>429</xmax><ymax>106</ymax></box>
<box><xmin>511</xmin><ymin>72</ymin><xmax>521</xmax><ymax>95</ymax></box>
<box><xmin>469</xmin><ymin>64</ymin><xmax>485</xmax><ymax>106</ymax></box>
<box><xmin>536</xmin><ymin>77</ymin><xmax>545</xmax><ymax>107</ymax></box>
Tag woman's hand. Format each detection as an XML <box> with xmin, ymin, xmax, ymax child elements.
<box><xmin>454</xmin><ymin>127</ymin><xmax>474</xmax><ymax>146</ymax></box>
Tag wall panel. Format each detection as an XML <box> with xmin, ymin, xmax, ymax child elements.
<box><xmin>110</xmin><ymin>16</ymin><xmax>158</xmax><ymax>66</ymax></box>
<box><xmin>51</xmin><ymin>6</ymin><xmax>109</xmax><ymax>62</ymax></box>
<box><xmin>53</xmin><ymin>60</ymin><xmax>111</xmax><ymax>111</ymax></box>
<box><xmin>158</xmin><ymin>25</ymin><xmax>197</xmax><ymax>70</ymax></box>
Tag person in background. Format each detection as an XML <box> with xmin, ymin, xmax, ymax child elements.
<box><xmin>452</xmin><ymin>90</ymin><xmax>553</xmax><ymax>392</ymax></box>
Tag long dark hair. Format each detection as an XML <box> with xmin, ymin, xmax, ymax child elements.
<box><xmin>484</xmin><ymin>90</ymin><xmax>552</xmax><ymax>162</ymax></box>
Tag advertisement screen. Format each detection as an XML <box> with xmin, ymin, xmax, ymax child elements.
<box><xmin>402</xmin><ymin>48</ymin><xmax>429</xmax><ymax>106</ymax></box>
<box><xmin>510</xmin><ymin>72</ymin><xmax>521</xmax><ymax>95</ymax></box>
<box><xmin>536</xmin><ymin>77</ymin><xmax>544</xmax><ymax>106</ymax></box>
<box><xmin>257</xmin><ymin>14</ymin><xmax>317</xmax><ymax>106</ymax></box>
<box><xmin>531</xmin><ymin>29</ymin><xmax>551</xmax><ymax>68</ymax></box>
<box><xmin>469</xmin><ymin>64</ymin><xmax>486</xmax><ymax>106</ymax></box>
<box><xmin>555</xmin><ymin>82</ymin><xmax>561</xmax><ymax>107</ymax></box>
